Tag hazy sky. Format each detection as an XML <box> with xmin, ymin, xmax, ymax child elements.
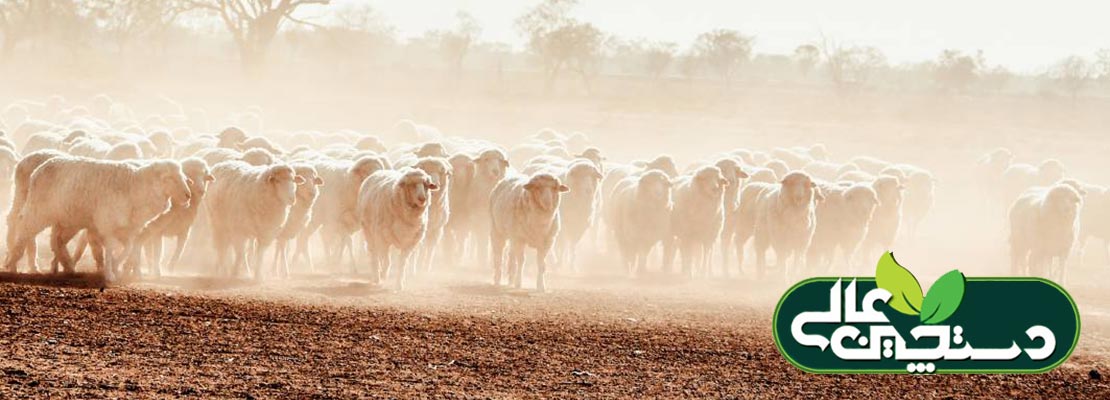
<box><xmin>357</xmin><ymin>0</ymin><xmax>1108</xmax><ymax>72</ymax></box>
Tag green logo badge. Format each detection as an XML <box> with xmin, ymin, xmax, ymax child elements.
<box><xmin>773</xmin><ymin>252</ymin><xmax>1080</xmax><ymax>374</ymax></box>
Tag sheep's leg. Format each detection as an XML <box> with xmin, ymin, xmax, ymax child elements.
<box><xmin>294</xmin><ymin>221</ymin><xmax>319</xmax><ymax>271</ymax></box>
<box><xmin>733</xmin><ymin>232</ymin><xmax>749</xmax><ymax>277</ymax></box>
<box><xmin>273</xmin><ymin>239</ymin><xmax>288</xmax><ymax>279</ymax></box>
<box><xmin>490</xmin><ymin>234</ymin><xmax>507</xmax><ymax>287</ymax></box>
<box><xmin>167</xmin><ymin>232</ymin><xmax>189</xmax><ymax>274</ymax></box>
<box><xmin>149</xmin><ymin>237</ymin><xmax>164</xmax><ymax>278</ymax></box>
<box><xmin>101</xmin><ymin>235</ymin><xmax>124</xmax><ymax>283</ymax></box>
<box><xmin>509</xmin><ymin>241</ymin><xmax>525</xmax><ymax>289</ymax></box>
<box><xmin>536</xmin><ymin>243</ymin><xmax>552</xmax><ymax>293</ymax></box>
<box><xmin>422</xmin><ymin>230</ymin><xmax>443</xmax><ymax>273</ymax></box>
<box><xmin>50</xmin><ymin>227</ymin><xmax>79</xmax><ymax>274</ymax></box>
<box><xmin>396</xmin><ymin>248</ymin><xmax>413</xmax><ymax>291</ymax></box>
<box><xmin>253</xmin><ymin>237</ymin><xmax>273</xmax><ymax>281</ymax></box>
<box><xmin>719</xmin><ymin>234</ymin><xmax>733</xmax><ymax>278</ymax></box>
<box><xmin>71</xmin><ymin>230</ymin><xmax>89</xmax><ymax>269</ymax></box>
<box><xmin>662</xmin><ymin>238</ymin><xmax>676</xmax><ymax>274</ymax></box>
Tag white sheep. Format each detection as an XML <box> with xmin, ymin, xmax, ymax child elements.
<box><xmin>669</xmin><ymin>166</ymin><xmax>730</xmax><ymax>277</ymax></box>
<box><xmin>130</xmin><ymin>158</ymin><xmax>215</xmax><ymax>277</ymax></box>
<box><xmin>206</xmin><ymin>161</ymin><xmax>304</xmax><ymax>279</ymax></box>
<box><xmin>272</xmin><ymin>163</ymin><xmax>324</xmax><ymax>278</ymax></box>
<box><xmin>609</xmin><ymin>170</ymin><xmax>673</xmax><ymax>275</ymax></box>
<box><xmin>462</xmin><ymin>148</ymin><xmax>510</xmax><ymax>266</ymax></box>
<box><xmin>490</xmin><ymin>173</ymin><xmax>569</xmax><ymax>292</ymax></box>
<box><xmin>442</xmin><ymin>153</ymin><xmax>477</xmax><ymax>265</ymax></box>
<box><xmin>735</xmin><ymin>171</ymin><xmax>822</xmax><ymax>279</ymax></box>
<box><xmin>860</xmin><ymin>176</ymin><xmax>904</xmax><ymax>256</ymax></box>
<box><xmin>1077</xmin><ymin>184</ymin><xmax>1110</xmax><ymax>265</ymax></box>
<box><xmin>4</xmin><ymin>158</ymin><xmax>191</xmax><ymax>280</ymax></box>
<box><xmin>357</xmin><ymin>168</ymin><xmax>440</xmax><ymax>289</ymax></box>
<box><xmin>553</xmin><ymin>160</ymin><xmax>604</xmax><ymax>271</ymax></box>
<box><xmin>5</xmin><ymin>149</ymin><xmax>68</xmax><ymax>272</ymax></box>
<box><xmin>1009</xmin><ymin>183</ymin><xmax>1085</xmax><ymax>282</ymax></box>
<box><xmin>405</xmin><ymin>157</ymin><xmax>451</xmax><ymax>274</ymax></box>
<box><xmin>807</xmin><ymin>182</ymin><xmax>880</xmax><ymax>272</ymax></box>
<box><xmin>296</xmin><ymin>156</ymin><xmax>389</xmax><ymax>272</ymax></box>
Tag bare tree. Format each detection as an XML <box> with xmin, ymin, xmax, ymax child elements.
<box><xmin>1050</xmin><ymin>55</ymin><xmax>1092</xmax><ymax>101</ymax></box>
<box><xmin>430</xmin><ymin>11</ymin><xmax>481</xmax><ymax>75</ymax></box>
<box><xmin>85</xmin><ymin>0</ymin><xmax>189</xmax><ymax>54</ymax></box>
<box><xmin>793</xmin><ymin>44</ymin><xmax>819</xmax><ymax>78</ymax></box>
<box><xmin>692</xmin><ymin>29</ymin><xmax>753</xmax><ymax>87</ymax></box>
<box><xmin>643</xmin><ymin>41</ymin><xmax>676</xmax><ymax>81</ymax></box>
<box><xmin>515</xmin><ymin>0</ymin><xmax>604</xmax><ymax>93</ymax></box>
<box><xmin>934</xmin><ymin>49</ymin><xmax>984</xmax><ymax>93</ymax></box>
<box><xmin>0</xmin><ymin>0</ymin><xmax>87</xmax><ymax>61</ymax></box>
<box><xmin>818</xmin><ymin>35</ymin><xmax>887</xmax><ymax>92</ymax></box>
<box><xmin>185</xmin><ymin>0</ymin><xmax>330</xmax><ymax>71</ymax></box>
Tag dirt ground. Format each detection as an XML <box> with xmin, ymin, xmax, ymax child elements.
<box><xmin>1</xmin><ymin>266</ymin><xmax>1108</xmax><ymax>399</ymax></box>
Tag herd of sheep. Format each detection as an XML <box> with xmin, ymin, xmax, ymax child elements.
<box><xmin>0</xmin><ymin>95</ymin><xmax>1104</xmax><ymax>291</ymax></box>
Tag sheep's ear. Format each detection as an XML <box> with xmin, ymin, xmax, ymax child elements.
<box><xmin>524</xmin><ymin>182</ymin><xmax>536</xmax><ymax>191</ymax></box>
<box><xmin>736</xmin><ymin>167</ymin><xmax>749</xmax><ymax>179</ymax></box>
<box><xmin>558</xmin><ymin>184</ymin><xmax>570</xmax><ymax>193</ymax></box>
<box><xmin>592</xmin><ymin>170</ymin><xmax>603</xmax><ymax>180</ymax></box>
<box><xmin>426</xmin><ymin>182</ymin><xmax>440</xmax><ymax>191</ymax></box>
<box><xmin>809</xmin><ymin>181</ymin><xmax>817</xmax><ymax>188</ymax></box>
<box><xmin>718</xmin><ymin>178</ymin><xmax>729</xmax><ymax>187</ymax></box>
<box><xmin>186</xmin><ymin>178</ymin><xmax>195</xmax><ymax>187</ymax></box>
<box><xmin>204</xmin><ymin>174</ymin><xmax>215</xmax><ymax>182</ymax></box>
<box><xmin>314</xmin><ymin>176</ymin><xmax>325</xmax><ymax>186</ymax></box>
<box><xmin>814</xmin><ymin>187</ymin><xmax>826</xmax><ymax>202</ymax></box>
<box><xmin>499</xmin><ymin>159</ymin><xmax>509</xmax><ymax>168</ymax></box>
<box><xmin>294</xmin><ymin>175</ymin><xmax>306</xmax><ymax>185</ymax></box>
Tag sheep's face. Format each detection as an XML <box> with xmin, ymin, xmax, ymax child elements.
<box><xmin>183</xmin><ymin>165</ymin><xmax>214</xmax><ymax>200</ymax></box>
<box><xmin>845</xmin><ymin>186</ymin><xmax>880</xmax><ymax>220</ymax></box>
<box><xmin>525</xmin><ymin>174</ymin><xmax>569</xmax><ymax>212</ymax></box>
<box><xmin>294</xmin><ymin>168</ymin><xmax>323</xmax><ymax>204</ymax></box>
<box><xmin>1046</xmin><ymin>185</ymin><xmax>1084</xmax><ymax>221</ymax></box>
<box><xmin>781</xmin><ymin>172</ymin><xmax>817</xmax><ymax>207</ymax></box>
<box><xmin>694</xmin><ymin>167</ymin><xmax>729</xmax><ymax>198</ymax></box>
<box><xmin>398</xmin><ymin>169</ymin><xmax>439</xmax><ymax>210</ymax></box>
<box><xmin>153</xmin><ymin>164</ymin><xmax>192</xmax><ymax>208</ymax></box>
<box><xmin>416</xmin><ymin>160</ymin><xmax>451</xmax><ymax>200</ymax></box>
<box><xmin>638</xmin><ymin>171</ymin><xmax>672</xmax><ymax>207</ymax></box>
<box><xmin>448</xmin><ymin>156</ymin><xmax>475</xmax><ymax>187</ymax></box>
<box><xmin>647</xmin><ymin>156</ymin><xmax>678</xmax><ymax>178</ymax></box>
<box><xmin>476</xmin><ymin>151</ymin><xmax>509</xmax><ymax>181</ymax></box>
<box><xmin>567</xmin><ymin>164</ymin><xmax>603</xmax><ymax>195</ymax></box>
<box><xmin>267</xmin><ymin>165</ymin><xmax>304</xmax><ymax>206</ymax></box>
<box><xmin>871</xmin><ymin>177</ymin><xmax>904</xmax><ymax>208</ymax></box>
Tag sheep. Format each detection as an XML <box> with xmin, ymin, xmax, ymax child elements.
<box><xmin>239</xmin><ymin>136</ymin><xmax>284</xmax><ymax>155</ymax></box>
<box><xmin>836</xmin><ymin>170</ymin><xmax>876</xmax><ymax>183</ymax></box>
<box><xmin>803</xmin><ymin>161</ymin><xmax>857</xmax><ymax>182</ymax></box>
<box><xmin>22</xmin><ymin>131</ymin><xmax>68</xmax><ymax>154</ymax></box>
<box><xmin>849</xmin><ymin>156</ymin><xmax>891</xmax><ymax>175</ymax></box>
<box><xmin>552</xmin><ymin>160</ymin><xmax>604</xmax><ymax>271</ymax></box>
<box><xmin>443</xmin><ymin>153</ymin><xmax>477</xmax><ymax>264</ymax></box>
<box><xmin>1010</xmin><ymin>183</ymin><xmax>1085</xmax><ymax>282</ymax></box>
<box><xmin>807</xmin><ymin>182</ymin><xmax>880</xmax><ymax>272</ymax></box>
<box><xmin>406</xmin><ymin>157</ymin><xmax>451</xmax><ymax>274</ymax></box>
<box><xmin>68</xmin><ymin>137</ymin><xmax>113</xmax><ymax>158</ymax></box>
<box><xmin>206</xmin><ymin>162</ymin><xmax>303</xmax><ymax>279</ymax></box>
<box><xmin>105</xmin><ymin>141</ymin><xmax>143</xmax><ymax>160</ymax></box>
<box><xmin>356</xmin><ymin>135</ymin><xmax>387</xmax><ymax>153</ymax></box>
<box><xmin>860</xmin><ymin>176</ymin><xmax>904</xmax><ymax>256</ymax></box>
<box><xmin>357</xmin><ymin>168</ymin><xmax>440</xmax><ymax>289</ymax></box>
<box><xmin>130</xmin><ymin>158</ymin><xmax>215</xmax><ymax>277</ymax></box>
<box><xmin>216</xmin><ymin>126</ymin><xmax>248</xmax><ymax>149</ymax></box>
<box><xmin>643</xmin><ymin>155</ymin><xmax>679</xmax><ymax>178</ymax></box>
<box><xmin>888</xmin><ymin>164</ymin><xmax>935</xmax><ymax>239</ymax></box>
<box><xmin>714</xmin><ymin>158</ymin><xmax>750</xmax><ymax>275</ymax></box>
<box><xmin>667</xmin><ymin>166</ymin><xmax>731</xmax><ymax>277</ymax></box>
<box><xmin>574</xmin><ymin>147</ymin><xmax>605</xmax><ymax>173</ymax></box>
<box><xmin>609</xmin><ymin>170</ymin><xmax>673</xmax><ymax>275</ymax></box>
<box><xmin>735</xmin><ymin>171</ymin><xmax>821</xmax><ymax>279</ymax></box>
<box><xmin>746</xmin><ymin>166</ymin><xmax>778</xmax><ymax>184</ymax></box>
<box><xmin>4</xmin><ymin>158</ymin><xmax>191</xmax><ymax>279</ymax></box>
<box><xmin>1002</xmin><ymin>159</ymin><xmax>1067</xmax><ymax>203</ymax></box>
<box><xmin>462</xmin><ymin>148</ymin><xmax>510</xmax><ymax>265</ymax></box>
<box><xmin>1077</xmin><ymin>184</ymin><xmax>1110</xmax><ymax>266</ymax></box>
<box><xmin>770</xmin><ymin>148</ymin><xmax>813</xmax><ymax>170</ymax></box>
<box><xmin>764</xmin><ymin>159</ymin><xmax>790</xmax><ymax>179</ymax></box>
<box><xmin>272</xmin><ymin>163</ymin><xmax>324</xmax><ymax>278</ymax></box>
<box><xmin>240</xmin><ymin>148</ymin><xmax>276</xmax><ymax>166</ymax></box>
<box><xmin>5</xmin><ymin>149</ymin><xmax>68</xmax><ymax>272</ymax></box>
<box><xmin>0</xmin><ymin>135</ymin><xmax>17</xmax><ymax>153</ymax></box>
<box><xmin>296</xmin><ymin>156</ymin><xmax>389</xmax><ymax>272</ymax></box>
<box><xmin>489</xmin><ymin>173</ymin><xmax>569</xmax><ymax>292</ymax></box>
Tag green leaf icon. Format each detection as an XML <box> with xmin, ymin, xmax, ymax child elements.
<box><xmin>919</xmin><ymin>270</ymin><xmax>966</xmax><ymax>324</ymax></box>
<box><xmin>875</xmin><ymin>252</ymin><xmax>923</xmax><ymax>316</ymax></box>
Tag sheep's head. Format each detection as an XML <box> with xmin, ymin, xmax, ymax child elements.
<box><xmin>693</xmin><ymin>166</ymin><xmax>729</xmax><ymax>198</ymax></box>
<box><xmin>765</xmin><ymin>159</ymin><xmax>790</xmax><ymax>179</ymax></box>
<box><xmin>1038</xmin><ymin>159</ymin><xmax>1066</xmax><ymax>185</ymax></box>
<box><xmin>448</xmin><ymin>153</ymin><xmax>476</xmax><ymax>185</ymax></box>
<box><xmin>714</xmin><ymin>158</ymin><xmax>750</xmax><ymax>185</ymax></box>
<box><xmin>565</xmin><ymin>161</ymin><xmax>603</xmax><ymax>195</ymax></box>
<box><xmin>638</xmin><ymin>170</ymin><xmax>673</xmax><ymax>207</ymax></box>
<box><xmin>180</xmin><ymin>158</ymin><xmax>214</xmax><ymax>199</ymax></box>
<box><xmin>871</xmin><ymin>176</ymin><xmax>904</xmax><ymax>207</ymax></box>
<box><xmin>292</xmin><ymin>164</ymin><xmax>324</xmax><ymax>204</ymax></box>
<box><xmin>241</xmin><ymin>148</ymin><xmax>275</xmax><ymax>166</ymax></box>
<box><xmin>476</xmin><ymin>148</ymin><xmax>509</xmax><ymax>181</ymax></box>
<box><xmin>63</xmin><ymin>129</ymin><xmax>88</xmax><ymax>144</ymax></box>
<box><xmin>217</xmin><ymin>126</ymin><xmax>247</xmax><ymax>148</ymax></box>
<box><xmin>266</xmin><ymin>164</ymin><xmax>304</xmax><ymax>206</ymax></box>
<box><xmin>525</xmin><ymin>173</ymin><xmax>569</xmax><ymax>212</ymax></box>
<box><xmin>646</xmin><ymin>155</ymin><xmax>678</xmax><ymax>178</ymax></box>
<box><xmin>397</xmin><ymin>168</ymin><xmax>439</xmax><ymax>210</ymax></box>
<box><xmin>415</xmin><ymin>157</ymin><xmax>452</xmax><ymax>195</ymax></box>
<box><xmin>781</xmin><ymin>171</ymin><xmax>818</xmax><ymax>207</ymax></box>
<box><xmin>1045</xmin><ymin>183</ymin><xmax>1084</xmax><ymax>221</ymax></box>
<box><xmin>107</xmin><ymin>142</ymin><xmax>143</xmax><ymax>161</ymax></box>
<box><xmin>145</xmin><ymin>161</ymin><xmax>192</xmax><ymax>208</ymax></box>
<box><xmin>356</xmin><ymin>135</ymin><xmax>387</xmax><ymax>153</ymax></box>
<box><xmin>350</xmin><ymin>156</ymin><xmax>388</xmax><ymax>184</ymax></box>
<box><xmin>845</xmin><ymin>184</ymin><xmax>881</xmax><ymax>219</ymax></box>
<box><xmin>414</xmin><ymin>142</ymin><xmax>448</xmax><ymax>158</ymax></box>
